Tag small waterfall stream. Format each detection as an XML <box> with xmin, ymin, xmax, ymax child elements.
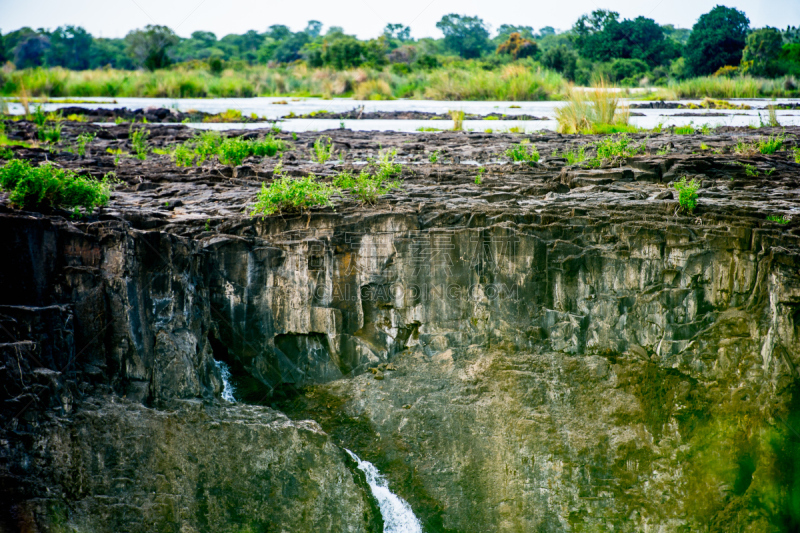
<box><xmin>346</xmin><ymin>449</ymin><xmax>423</xmax><ymax>533</ymax></box>
<box><xmin>214</xmin><ymin>360</ymin><xmax>237</xmax><ymax>402</ymax></box>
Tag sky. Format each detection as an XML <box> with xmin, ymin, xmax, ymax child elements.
<box><xmin>0</xmin><ymin>0</ymin><xmax>797</xmax><ymax>40</ymax></box>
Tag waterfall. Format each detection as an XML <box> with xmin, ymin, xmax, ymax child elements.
<box><xmin>345</xmin><ymin>449</ymin><xmax>423</xmax><ymax>533</ymax></box>
<box><xmin>214</xmin><ymin>360</ymin><xmax>236</xmax><ymax>402</ymax></box>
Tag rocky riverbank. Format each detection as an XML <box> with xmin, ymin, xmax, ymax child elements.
<box><xmin>1</xmin><ymin>120</ymin><xmax>800</xmax><ymax>532</ymax></box>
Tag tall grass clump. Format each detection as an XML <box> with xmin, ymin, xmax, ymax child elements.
<box><xmin>424</xmin><ymin>64</ymin><xmax>565</xmax><ymax>100</ymax></box>
<box><xmin>555</xmin><ymin>84</ymin><xmax>631</xmax><ymax>134</ymax></box>
<box><xmin>311</xmin><ymin>136</ymin><xmax>334</xmax><ymax>163</ymax></box>
<box><xmin>656</xmin><ymin>76</ymin><xmax>799</xmax><ymax>99</ymax></box>
<box><xmin>250</xmin><ymin>163</ymin><xmax>337</xmax><ymax>217</ymax></box>
<box><xmin>0</xmin><ymin>158</ymin><xmax>115</xmax><ymax>215</ymax></box>
<box><xmin>449</xmin><ymin>110</ymin><xmax>465</xmax><ymax>131</ymax></box>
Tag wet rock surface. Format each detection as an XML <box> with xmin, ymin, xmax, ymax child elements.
<box><xmin>2</xmin><ymin>121</ymin><xmax>800</xmax><ymax>532</ymax></box>
<box><xmin>20</xmin><ymin>106</ymin><xmax>271</xmax><ymax>123</ymax></box>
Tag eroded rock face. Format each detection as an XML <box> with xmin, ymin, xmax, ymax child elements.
<box><xmin>2</xmin><ymin>124</ymin><xmax>800</xmax><ymax>532</ymax></box>
<box><xmin>3</xmin><ymin>398</ymin><xmax>382</xmax><ymax>533</ymax></box>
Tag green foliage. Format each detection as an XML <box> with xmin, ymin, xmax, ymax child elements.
<box><xmin>170</xmin><ymin>131</ymin><xmax>286</xmax><ymax>167</ymax></box>
<box><xmin>311</xmin><ymin>136</ymin><xmax>334</xmax><ymax>163</ymax></box>
<box><xmin>793</xmin><ymin>147</ymin><xmax>800</xmax><ymax>164</ymax></box>
<box><xmin>504</xmin><ymin>142</ymin><xmax>540</xmax><ymax>164</ymax></box>
<box><xmin>334</xmin><ymin>149</ymin><xmax>403</xmax><ymax>204</ymax></box>
<box><xmin>739</xmin><ymin>162</ymin><xmax>759</xmax><ymax>177</ymax></box>
<box><xmin>742</xmin><ymin>28</ymin><xmax>784</xmax><ymax>77</ymax></box>
<box><xmin>428</xmin><ymin>150</ymin><xmax>442</xmax><ymax>164</ymax></box>
<box><xmin>564</xmin><ymin>147</ymin><xmax>587</xmax><ymax>165</ymax></box>
<box><xmin>685</xmin><ymin>6</ymin><xmax>750</xmax><ymax>76</ymax></box>
<box><xmin>757</xmin><ymin>134</ymin><xmax>784</xmax><ymax>155</ymax></box>
<box><xmin>572</xmin><ymin>10</ymin><xmax>680</xmax><ymax>67</ymax></box>
<box><xmin>474</xmin><ymin>167</ymin><xmax>486</xmax><ymax>184</ymax></box>
<box><xmin>674</xmin><ymin>125</ymin><xmax>695</xmax><ymax>135</ymax></box>
<box><xmin>38</xmin><ymin>122</ymin><xmax>63</xmax><ymax>143</ymax></box>
<box><xmin>125</xmin><ymin>24</ymin><xmax>179</xmax><ymax>70</ymax></box>
<box><xmin>32</xmin><ymin>105</ymin><xmax>48</xmax><ymax>127</ymax></box>
<box><xmin>0</xmin><ymin>158</ymin><xmax>115</xmax><ymax>215</ymax></box>
<box><xmin>217</xmin><ymin>137</ymin><xmax>252</xmax><ymax>167</ymax></box>
<box><xmin>75</xmin><ymin>132</ymin><xmax>96</xmax><ymax>156</ymax></box>
<box><xmin>766</xmin><ymin>214</ymin><xmax>791</xmax><ymax>224</ymax></box>
<box><xmin>673</xmin><ymin>176</ymin><xmax>700</xmax><ymax>212</ymax></box>
<box><xmin>203</xmin><ymin>109</ymin><xmax>244</xmax><ymax>122</ymax></box>
<box><xmin>250</xmin><ymin>164</ymin><xmax>337</xmax><ymax>217</ymax></box>
<box><xmin>436</xmin><ymin>14</ymin><xmax>490</xmax><ymax>59</ymax></box>
<box><xmin>130</xmin><ymin>127</ymin><xmax>149</xmax><ymax>160</ymax></box>
<box><xmin>593</xmin><ymin>133</ymin><xmax>644</xmax><ymax>163</ymax></box>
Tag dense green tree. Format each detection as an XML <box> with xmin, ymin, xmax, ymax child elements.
<box><xmin>436</xmin><ymin>14</ymin><xmax>490</xmax><ymax>59</ymax></box>
<box><xmin>47</xmin><ymin>26</ymin><xmax>93</xmax><ymax>69</ymax></box>
<box><xmin>685</xmin><ymin>5</ymin><xmax>749</xmax><ymax>76</ymax></box>
<box><xmin>742</xmin><ymin>27</ymin><xmax>784</xmax><ymax>76</ymax></box>
<box><xmin>383</xmin><ymin>24</ymin><xmax>411</xmax><ymax>42</ymax></box>
<box><xmin>541</xmin><ymin>44</ymin><xmax>577</xmax><ymax>80</ymax></box>
<box><xmin>0</xmin><ymin>31</ymin><xmax>6</xmax><ymax>64</ymax></box>
<box><xmin>88</xmin><ymin>38</ymin><xmax>133</xmax><ymax>68</ymax></box>
<box><xmin>573</xmin><ymin>10</ymin><xmax>679</xmax><ymax>66</ymax></box>
<box><xmin>305</xmin><ymin>21</ymin><xmax>323</xmax><ymax>38</ymax></box>
<box><xmin>271</xmin><ymin>32</ymin><xmax>310</xmax><ymax>63</ymax></box>
<box><xmin>15</xmin><ymin>34</ymin><xmax>50</xmax><ymax>68</ymax></box>
<box><xmin>125</xmin><ymin>25</ymin><xmax>178</xmax><ymax>70</ymax></box>
<box><xmin>609</xmin><ymin>58</ymin><xmax>649</xmax><ymax>83</ymax></box>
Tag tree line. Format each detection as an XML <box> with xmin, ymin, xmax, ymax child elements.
<box><xmin>1</xmin><ymin>6</ymin><xmax>799</xmax><ymax>85</ymax></box>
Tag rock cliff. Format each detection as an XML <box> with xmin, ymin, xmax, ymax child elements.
<box><xmin>2</xmin><ymin>123</ymin><xmax>799</xmax><ymax>532</ymax></box>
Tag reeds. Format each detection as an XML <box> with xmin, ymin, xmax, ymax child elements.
<box><xmin>555</xmin><ymin>83</ymin><xmax>631</xmax><ymax>134</ymax></box>
<box><xmin>653</xmin><ymin>76</ymin><xmax>799</xmax><ymax>100</ymax></box>
<box><xmin>449</xmin><ymin>110</ymin><xmax>464</xmax><ymax>131</ymax></box>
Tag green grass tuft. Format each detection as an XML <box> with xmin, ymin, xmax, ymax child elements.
<box><xmin>0</xmin><ymin>158</ymin><xmax>116</xmax><ymax>215</ymax></box>
<box><xmin>250</xmin><ymin>163</ymin><xmax>337</xmax><ymax>217</ymax></box>
<box><xmin>673</xmin><ymin>176</ymin><xmax>700</xmax><ymax>212</ymax></box>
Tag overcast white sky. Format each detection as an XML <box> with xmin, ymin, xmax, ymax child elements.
<box><xmin>0</xmin><ymin>0</ymin><xmax>797</xmax><ymax>39</ymax></box>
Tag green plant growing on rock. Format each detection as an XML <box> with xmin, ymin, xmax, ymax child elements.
<box><xmin>32</xmin><ymin>105</ymin><xmax>47</xmax><ymax>128</ymax></box>
<box><xmin>38</xmin><ymin>123</ymin><xmax>63</xmax><ymax>144</ymax></box>
<box><xmin>75</xmin><ymin>132</ymin><xmax>96</xmax><ymax>157</ymax></box>
<box><xmin>311</xmin><ymin>136</ymin><xmax>334</xmax><ymax>163</ymax></box>
<box><xmin>130</xmin><ymin>127</ymin><xmax>149</xmax><ymax>160</ymax></box>
<box><xmin>757</xmin><ymin>134</ymin><xmax>784</xmax><ymax>155</ymax></box>
<box><xmin>793</xmin><ymin>147</ymin><xmax>800</xmax><ymax>164</ymax></box>
<box><xmin>766</xmin><ymin>214</ymin><xmax>791</xmax><ymax>224</ymax></box>
<box><xmin>218</xmin><ymin>137</ymin><xmax>251</xmax><ymax>168</ymax></box>
<box><xmin>505</xmin><ymin>142</ymin><xmax>539</xmax><ymax>164</ymax></box>
<box><xmin>564</xmin><ymin>147</ymin><xmax>586</xmax><ymax>165</ymax></box>
<box><xmin>0</xmin><ymin>158</ymin><xmax>116</xmax><ymax>216</ymax></box>
<box><xmin>591</xmin><ymin>134</ymin><xmax>645</xmax><ymax>166</ymax></box>
<box><xmin>106</xmin><ymin>147</ymin><xmax>126</xmax><ymax>165</ymax></box>
<box><xmin>674</xmin><ymin>124</ymin><xmax>695</xmax><ymax>135</ymax></box>
<box><xmin>673</xmin><ymin>176</ymin><xmax>700</xmax><ymax>212</ymax></box>
<box><xmin>250</xmin><ymin>163</ymin><xmax>337</xmax><ymax>217</ymax></box>
<box><xmin>656</xmin><ymin>146</ymin><xmax>671</xmax><ymax>156</ymax></box>
<box><xmin>428</xmin><ymin>150</ymin><xmax>441</xmax><ymax>164</ymax></box>
<box><xmin>475</xmin><ymin>167</ymin><xmax>486</xmax><ymax>184</ymax></box>
<box><xmin>334</xmin><ymin>149</ymin><xmax>403</xmax><ymax>204</ymax></box>
<box><xmin>738</xmin><ymin>162</ymin><xmax>759</xmax><ymax>177</ymax></box>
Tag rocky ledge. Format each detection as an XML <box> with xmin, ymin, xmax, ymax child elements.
<box><xmin>1</xmin><ymin>121</ymin><xmax>800</xmax><ymax>532</ymax></box>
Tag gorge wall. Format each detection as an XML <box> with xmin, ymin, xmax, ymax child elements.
<box><xmin>1</xmin><ymin>124</ymin><xmax>800</xmax><ymax>532</ymax></box>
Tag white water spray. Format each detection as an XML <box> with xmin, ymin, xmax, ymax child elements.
<box><xmin>345</xmin><ymin>449</ymin><xmax>423</xmax><ymax>533</ymax></box>
<box><xmin>214</xmin><ymin>360</ymin><xmax>236</xmax><ymax>402</ymax></box>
